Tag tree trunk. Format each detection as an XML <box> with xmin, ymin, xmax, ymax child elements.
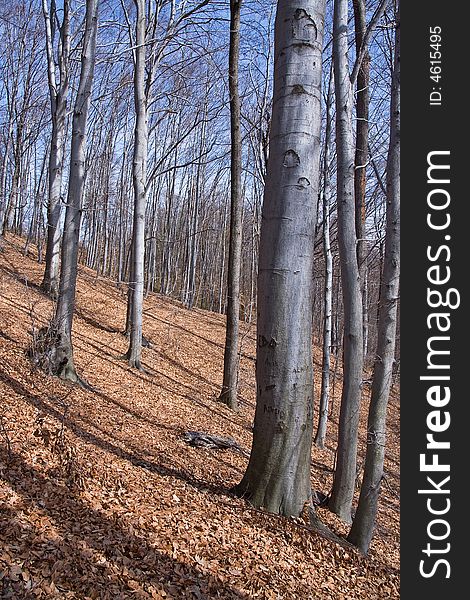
<box><xmin>41</xmin><ymin>0</ymin><xmax>70</xmax><ymax>299</ymax></box>
<box><xmin>161</xmin><ymin>113</ymin><xmax>181</xmax><ymax>295</ymax></box>
<box><xmin>182</xmin><ymin>166</ymin><xmax>198</xmax><ymax>308</ymax></box>
<box><xmin>234</xmin><ymin>0</ymin><xmax>326</xmax><ymax>517</ymax></box>
<box><xmin>0</xmin><ymin>122</ymin><xmax>12</xmax><ymax>242</ymax></box>
<box><xmin>218</xmin><ymin>193</ymin><xmax>228</xmax><ymax>314</ymax></box>
<box><xmin>4</xmin><ymin>119</ymin><xmax>25</xmax><ymax>234</ymax></box>
<box><xmin>25</xmin><ymin>149</ymin><xmax>47</xmax><ymax>257</ymax></box>
<box><xmin>348</xmin><ymin>5</ymin><xmax>400</xmax><ymax>553</ymax></box>
<box><xmin>219</xmin><ymin>0</ymin><xmax>243</xmax><ymax>411</ymax></box>
<box><xmin>328</xmin><ymin>0</ymin><xmax>364</xmax><ymax>524</ymax></box>
<box><xmin>314</xmin><ymin>67</ymin><xmax>334</xmax><ymax>449</ymax></box>
<box><xmin>125</xmin><ymin>0</ymin><xmax>148</xmax><ymax>369</ymax></box>
<box><xmin>353</xmin><ymin>0</ymin><xmax>370</xmax><ymax>359</ymax></box>
<box><xmin>52</xmin><ymin>0</ymin><xmax>99</xmax><ymax>382</ymax></box>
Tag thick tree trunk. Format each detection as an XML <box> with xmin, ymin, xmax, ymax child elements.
<box><xmin>314</xmin><ymin>68</ymin><xmax>334</xmax><ymax>449</ymax></box>
<box><xmin>41</xmin><ymin>0</ymin><xmax>70</xmax><ymax>299</ymax></box>
<box><xmin>125</xmin><ymin>0</ymin><xmax>148</xmax><ymax>369</ymax></box>
<box><xmin>328</xmin><ymin>0</ymin><xmax>364</xmax><ymax>524</ymax></box>
<box><xmin>219</xmin><ymin>0</ymin><xmax>243</xmax><ymax>411</ymax></box>
<box><xmin>348</xmin><ymin>6</ymin><xmax>400</xmax><ymax>553</ymax></box>
<box><xmin>52</xmin><ymin>0</ymin><xmax>99</xmax><ymax>382</ymax></box>
<box><xmin>234</xmin><ymin>0</ymin><xmax>326</xmax><ymax>517</ymax></box>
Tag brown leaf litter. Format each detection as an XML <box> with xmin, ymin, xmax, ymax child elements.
<box><xmin>0</xmin><ymin>234</ymin><xmax>399</xmax><ymax>599</ymax></box>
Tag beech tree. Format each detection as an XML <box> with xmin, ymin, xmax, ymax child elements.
<box><xmin>49</xmin><ymin>0</ymin><xmax>99</xmax><ymax>381</ymax></box>
<box><xmin>0</xmin><ymin>5</ymin><xmax>399</xmax><ymax>518</ymax></box>
<box><xmin>329</xmin><ymin>0</ymin><xmax>388</xmax><ymax>523</ymax></box>
<box><xmin>40</xmin><ymin>0</ymin><xmax>70</xmax><ymax>298</ymax></box>
<box><xmin>348</xmin><ymin>2</ymin><xmax>400</xmax><ymax>553</ymax></box>
<box><xmin>235</xmin><ymin>0</ymin><xmax>326</xmax><ymax>517</ymax></box>
<box><xmin>125</xmin><ymin>0</ymin><xmax>148</xmax><ymax>369</ymax></box>
<box><xmin>327</xmin><ymin>0</ymin><xmax>364</xmax><ymax>523</ymax></box>
<box><xmin>0</xmin><ymin>6</ymin><xmax>43</xmax><ymax>239</ymax></box>
<box><xmin>314</xmin><ymin>66</ymin><xmax>334</xmax><ymax>449</ymax></box>
<box><xmin>124</xmin><ymin>0</ymin><xmax>212</xmax><ymax>367</ymax></box>
<box><xmin>353</xmin><ymin>0</ymin><xmax>370</xmax><ymax>358</ymax></box>
<box><xmin>219</xmin><ymin>0</ymin><xmax>243</xmax><ymax>411</ymax></box>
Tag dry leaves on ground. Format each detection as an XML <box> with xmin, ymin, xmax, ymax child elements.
<box><xmin>0</xmin><ymin>234</ymin><xmax>399</xmax><ymax>599</ymax></box>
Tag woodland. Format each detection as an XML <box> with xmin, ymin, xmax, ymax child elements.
<box><xmin>0</xmin><ymin>0</ymin><xmax>400</xmax><ymax>598</ymax></box>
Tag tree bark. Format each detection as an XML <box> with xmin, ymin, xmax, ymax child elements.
<box><xmin>125</xmin><ymin>0</ymin><xmax>148</xmax><ymax>369</ymax></box>
<box><xmin>314</xmin><ymin>67</ymin><xmax>334</xmax><ymax>449</ymax></box>
<box><xmin>52</xmin><ymin>0</ymin><xmax>99</xmax><ymax>382</ymax></box>
<box><xmin>353</xmin><ymin>0</ymin><xmax>370</xmax><ymax>359</ymax></box>
<box><xmin>219</xmin><ymin>0</ymin><xmax>243</xmax><ymax>411</ymax></box>
<box><xmin>348</xmin><ymin>4</ymin><xmax>400</xmax><ymax>553</ymax></box>
<box><xmin>234</xmin><ymin>0</ymin><xmax>326</xmax><ymax>517</ymax></box>
<box><xmin>218</xmin><ymin>194</ymin><xmax>228</xmax><ymax>314</ymax></box>
<box><xmin>328</xmin><ymin>0</ymin><xmax>364</xmax><ymax>524</ymax></box>
<box><xmin>4</xmin><ymin>109</ymin><xmax>27</xmax><ymax>234</ymax></box>
<box><xmin>41</xmin><ymin>0</ymin><xmax>70</xmax><ymax>299</ymax></box>
<box><xmin>0</xmin><ymin>119</ymin><xmax>13</xmax><ymax>242</ymax></box>
<box><xmin>161</xmin><ymin>112</ymin><xmax>181</xmax><ymax>295</ymax></box>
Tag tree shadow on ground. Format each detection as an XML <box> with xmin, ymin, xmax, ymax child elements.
<box><xmin>0</xmin><ymin>262</ymin><xmax>45</xmax><ymax>296</ymax></box>
<box><xmin>0</xmin><ymin>296</ymin><xmax>49</xmax><ymax>329</ymax></box>
<box><xmin>1</xmin><ymin>265</ymin><xmax>254</xmax><ymax>434</ymax></box>
<box><xmin>75</xmin><ymin>308</ymin><xmax>121</xmax><ymax>334</ymax></box>
<box><xmin>0</xmin><ymin>330</ymin><xmax>16</xmax><ymax>343</ymax></box>
<box><xmin>143</xmin><ymin>312</ymin><xmax>255</xmax><ymax>363</ymax></box>
<box><xmin>0</xmin><ymin>366</ymin><xmax>235</xmax><ymax>500</ymax></box>
<box><xmin>1</xmin><ymin>366</ymin><xmax>396</xmax><ymax>578</ymax></box>
<box><xmin>77</xmin><ymin>338</ymin><xmax>251</xmax><ymax>435</ymax></box>
<box><xmin>0</xmin><ymin>450</ymin><xmax>249</xmax><ymax>599</ymax></box>
<box><xmin>151</xmin><ymin>346</ymin><xmax>219</xmax><ymax>392</ymax></box>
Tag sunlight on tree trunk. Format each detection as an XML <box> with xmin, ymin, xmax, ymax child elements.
<box><xmin>328</xmin><ymin>0</ymin><xmax>364</xmax><ymax>524</ymax></box>
<box><xmin>314</xmin><ymin>66</ymin><xmax>334</xmax><ymax>450</ymax></box>
<box><xmin>41</xmin><ymin>0</ymin><xmax>70</xmax><ymax>299</ymax></box>
<box><xmin>219</xmin><ymin>0</ymin><xmax>243</xmax><ymax>411</ymax></box>
<box><xmin>125</xmin><ymin>0</ymin><xmax>148</xmax><ymax>370</ymax></box>
<box><xmin>52</xmin><ymin>0</ymin><xmax>99</xmax><ymax>382</ymax></box>
<box><xmin>235</xmin><ymin>0</ymin><xmax>326</xmax><ymax>517</ymax></box>
<box><xmin>348</xmin><ymin>2</ymin><xmax>400</xmax><ymax>553</ymax></box>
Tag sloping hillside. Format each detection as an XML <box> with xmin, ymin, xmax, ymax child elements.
<box><xmin>0</xmin><ymin>234</ymin><xmax>399</xmax><ymax>599</ymax></box>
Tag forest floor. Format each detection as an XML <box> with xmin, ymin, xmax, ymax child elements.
<box><xmin>0</xmin><ymin>234</ymin><xmax>399</xmax><ymax>600</ymax></box>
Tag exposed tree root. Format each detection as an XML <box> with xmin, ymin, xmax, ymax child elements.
<box><xmin>308</xmin><ymin>502</ymin><xmax>355</xmax><ymax>550</ymax></box>
<box><xmin>231</xmin><ymin>487</ymin><xmax>355</xmax><ymax>552</ymax></box>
